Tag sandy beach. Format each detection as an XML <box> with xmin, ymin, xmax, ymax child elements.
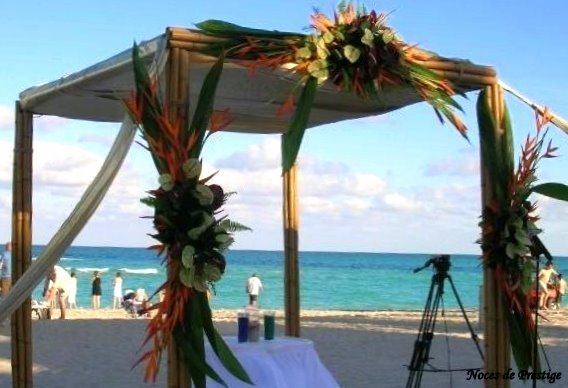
<box><xmin>0</xmin><ymin>308</ymin><xmax>566</xmax><ymax>387</ymax></box>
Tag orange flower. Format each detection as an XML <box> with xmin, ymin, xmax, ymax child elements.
<box><xmin>311</xmin><ymin>12</ymin><xmax>335</xmax><ymax>33</ymax></box>
<box><xmin>336</xmin><ymin>3</ymin><xmax>355</xmax><ymax>24</ymax></box>
<box><xmin>209</xmin><ymin>108</ymin><xmax>233</xmax><ymax>133</ymax></box>
<box><xmin>276</xmin><ymin>94</ymin><xmax>295</xmax><ymax>117</ymax></box>
<box><xmin>124</xmin><ymin>91</ymin><xmax>143</xmax><ymax>122</ymax></box>
<box><xmin>536</xmin><ymin>107</ymin><xmax>551</xmax><ymax>131</ymax></box>
<box><xmin>137</xmin><ymin>266</ymin><xmax>193</xmax><ymax>382</ymax></box>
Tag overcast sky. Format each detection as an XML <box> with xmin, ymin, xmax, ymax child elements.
<box><xmin>0</xmin><ymin>1</ymin><xmax>567</xmax><ymax>254</ymax></box>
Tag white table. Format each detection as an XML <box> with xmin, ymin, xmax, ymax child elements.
<box><xmin>206</xmin><ymin>336</ymin><xmax>340</xmax><ymax>388</ymax></box>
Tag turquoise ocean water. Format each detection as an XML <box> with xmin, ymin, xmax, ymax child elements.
<box><xmin>30</xmin><ymin>246</ymin><xmax>568</xmax><ymax>311</ymax></box>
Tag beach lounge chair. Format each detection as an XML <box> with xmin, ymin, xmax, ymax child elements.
<box><xmin>31</xmin><ymin>300</ymin><xmax>50</xmax><ymax>320</ymax></box>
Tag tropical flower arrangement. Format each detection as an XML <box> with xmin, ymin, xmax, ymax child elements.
<box><xmin>124</xmin><ymin>47</ymin><xmax>251</xmax><ymax>387</ymax></box>
<box><xmin>477</xmin><ymin>92</ymin><xmax>568</xmax><ymax>371</ymax></box>
<box><xmin>196</xmin><ymin>1</ymin><xmax>467</xmax><ymax>172</ymax></box>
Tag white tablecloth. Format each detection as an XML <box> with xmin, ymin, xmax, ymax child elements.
<box><xmin>206</xmin><ymin>336</ymin><xmax>340</xmax><ymax>388</ymax></box>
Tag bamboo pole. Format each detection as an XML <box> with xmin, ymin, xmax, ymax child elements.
<box><xmin>416</xmin><ymin>59</ymin><xmax>497</xmax><ymax>77</ymax></box>
<box><xmin>165</xmin><ymin>46</ymin><xmax>191</xmax><ymax>388</ymax></box>
<box><xmin>282</xmin><ymin>160</ymin><xmax>300</xmax><ymax>337</ymax></box>
<box><xmin>480</xmin><ymin>84</ymin><xmax>510</xmax><ymax>388</ymax></box>
<box><xmin>169</xmin><ymin>40</ymin><xmax>212</xmax><ymax>51</ymax></box>
<box><xmin>430</xmin><ymin>70</ymin><xmax>497</xmax><ymax>87</ymax></box>
<box><xmin>168</xmin><ymin>27</ymin><xmax>230</xmax><ymax>44</ymax></box>
<box><xmin>11</xmin><ymin>102</ymin><xmax>33</xmax><ymax>388</ymax></box>
<box><xmin>166</xmin><ymin>27</ymin><xmax>497</xmax><ymax>88</ymax></box>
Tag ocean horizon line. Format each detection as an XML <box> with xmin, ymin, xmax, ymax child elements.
<box><xmin>30</xmin><ymin>244</ymin><xmax>485</xmax><ymax>257</ymax></box>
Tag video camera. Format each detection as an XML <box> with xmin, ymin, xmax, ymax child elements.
<box><xmin>413</xmin><ymin>254</ymin><xmax>451</xmax><ymax>274</ymax></box>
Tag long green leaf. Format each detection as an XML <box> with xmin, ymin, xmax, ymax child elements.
<box><xmin>196</xmin><ymin>19</ymin><xmax>301</xmax><ymax>38</ymax></box>
<box><xmin>198</xmin><ymin>293</ymin><xmax>253</xmax><ymax>385</ymax></box>
<box><xmin>189</xmin><ymin>296</ymin><xmax>207</xmax><ymax>388</ymax></box>
<box><xmin>189</xmin><ymin>54</ymin><xmax>225</xmax><ymax>158</ymax></box>
<box><xmin>281</xmin><ymin>76</ymin><xmax>318</xmax><ymax>173</ymax></box>
<box><xmin>507</xmin><ymin>311</ymin><xmax>531</xmax><ymax>371</ymax></box>
<box><xmin>176</xmin><ymin>295</ymin><xmax>229</xmax><ymax>388</ymax></box>
<box><xmin>531</xmin><ymin>182</ymin><xmax>568</xmax><ymax>201</ymax></box>
<box><xmin>500</xmin><ymin>100</ymin><xmax>515</xmax><ymax>180</ymax></box>
<box><xmin>477</xmin><ymin>90</ymin><xmax>507</xmax><ymax>204</ymax></box>
<box><xmin>132</xmin><ymin>44</ymin><xmax>165</xmax><ymax>138</ymax></box>
<box><xmin>130</xmin><ymin>43</ymin><xmax>167</xmax><ymax>173</ymax></box>
<box><xmin>174</xmin><ymin>327</ymin><xmax>227</xmax><ymax>388</ymax></box>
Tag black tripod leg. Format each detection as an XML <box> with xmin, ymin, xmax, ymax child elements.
<box><xmin>406</xmin><ymin>275</ymin><xmax>443</xmax><ymax>388</ymax></box>
<box><xmin>407</xmin><ymin>276</ymin><xmax>437</xmax><ymax>387</ymax></box>
<box><xmin>415</xmin><ymin>279</ymin><xmax>444</xmax><ymax>387</ymax></box>
<box><xmin>447</xmin><ymin>275</ymin><xmax>485</xmax><ymax>361</ymax></box>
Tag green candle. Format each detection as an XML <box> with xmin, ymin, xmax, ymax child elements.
<box><xmin>264</xmin><ymin>311</ymin><xmax>275</xmax><ymax>340</ymax></box>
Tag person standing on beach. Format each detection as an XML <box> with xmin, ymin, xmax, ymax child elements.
<box><xmin>91</xmin><ymin>271</ymin><xmax>102</xmax><ymax>309</ymax></box>
<box><xmin>0</xmin><ymin>242</ymin><xmax>12</xmax><ymax>297</ymax></box>
<box><xmin>43</xmin><ymin>266</ymin><xmax>72</xmax><ymax>319</ymax></box>
<box><xmin>246</xmin><ymin>273</ymin><xmax>263</xmax><ymax>306</ymax></box>
<box><xmin>538</xmin><ymin>261</ymin><xmax>559</xmax><ymax>309</ymax></box>
<box><xmin>112</xmin><ymin>272</ymin><xmax>123</xmax><ymax>309</ymax></box>
<box><xmin>67</xmin><ymin>271</ymin><xmax>78</xmax><ymax>309</ymax></box>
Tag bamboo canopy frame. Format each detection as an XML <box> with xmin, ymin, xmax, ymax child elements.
<box><xmin>11</xmin><ymin>26</ymin><xmax>545</xmax><ymax>388</ymax></box>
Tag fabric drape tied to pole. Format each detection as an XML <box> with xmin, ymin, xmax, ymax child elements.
<box><xmin>499</xmin><ymin>80</ymin><xmax>568</xmax><ymax>135</ymax></box>
<box><xmin>0</xmin><ymin>115</ymin><xmax>136</xmax><ymax>322</ymax></box>
<box><xmin>0</xmin><ymin>39</ymin><xmax>169</xmax><ymax>322</ymax></box>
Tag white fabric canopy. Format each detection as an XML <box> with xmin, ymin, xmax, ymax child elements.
<box><xmin>18</xmin><ymin>30</ymin><xmax>481</xmax><ymax>134</ymax></box>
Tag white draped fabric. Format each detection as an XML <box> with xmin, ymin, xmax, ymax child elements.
<box><xmin>0</xmin><ymin>41</ymin><xmax>169</xmax><ymax>322</ymax></box>
<box><xmin>0</xmin><ymin>116</ymin><xmax>136</xmax><ymax>322</ymax></box>
<box><xmin>206</xmin><ymin>337</ymin><xmax>340</xmax><ymax>388</ymax></box>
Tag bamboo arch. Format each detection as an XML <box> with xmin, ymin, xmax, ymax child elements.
<box><xmin>7</xmin><ymin>26</ymin><xmax>567</xmax><ymax>388</ymax></box>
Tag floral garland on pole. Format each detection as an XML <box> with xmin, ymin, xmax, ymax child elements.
<box><xmin>477</xmin><ymin>91</ymin><xmax>568</xmax><ymax>371</ymax></box>
<box><xmin>195</xmin><ymin>2</ymin><xmax>467</xmax><ymax>173</ymax></box>
<box><xmin>125</xmin><ymin>46</ymin><xmax>252</xmax><ymax>387</ymax></box>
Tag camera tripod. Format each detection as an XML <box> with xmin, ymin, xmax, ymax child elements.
<box><xmin>406</xmin><ymin>255</ymin><xmax>484</xmax><ymax>388</ymax></box>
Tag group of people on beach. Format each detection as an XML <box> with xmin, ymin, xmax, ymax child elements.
<box><xmin>42</xmin><ymin>269</ymin><xmax>130</xmax><ymax>318</ymax></box>
<box><xmin>40</xmin><ymin>270</ymin><xmax>263</xmax><ymax>318</ymax></box>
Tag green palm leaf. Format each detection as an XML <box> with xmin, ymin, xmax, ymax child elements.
<box><xmin>197</xmin><ymin>20</ymin><xmax>301</xmax><ymax>38</ymax></box>
<box><xmin>219</xmin><ymin>219</ymin><xmax>252</xmax><ymax>233</ymax></box>
<box><xmin>197</xmin><ymin>292</ymin><xmax>253</xmax><ymax>385</ymax></box>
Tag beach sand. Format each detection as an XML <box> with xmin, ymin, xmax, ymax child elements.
<box><xmin>0</xmin><ymin>308</ymin><xmax>566</xmax><ymax>387</ymax></box>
